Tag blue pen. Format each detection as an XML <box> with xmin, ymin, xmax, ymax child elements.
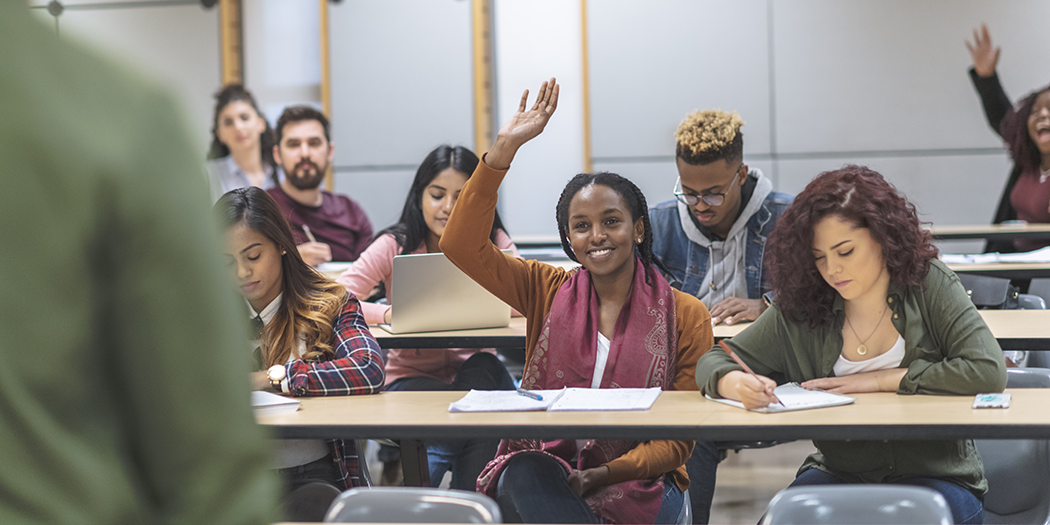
<box><xmin>517</xmin><ymin>388</ymin><xmax>543</xmax><ymax>401</ymax></box>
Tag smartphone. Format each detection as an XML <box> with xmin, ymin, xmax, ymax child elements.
<box><xmin>972</xmin><ymin>393</ymin><xmax>1011</xmax><ymax>409</ymax></box>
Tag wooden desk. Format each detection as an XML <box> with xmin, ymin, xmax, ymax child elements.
<box><xmin>946</xmin><ymin>262</ymin><xmax>1050</xmax><ymax>280</ymax></box>
<box><xmin>714</xmin><ymin>310</ymin><xmax>1050</xmax><ymax>350</ymax></box>
<box><xmin>370</xmin><ymin>318</ymin><xmax>528</xmax><ymax>349</ymax></box>
<box><xmin>370</xmin><ymin>310</ymin><xmax>1050</xmax><ymax>350</ymax></box>
<box><xmin>259</xmin><ymin>390</ymin><xmax>1050</xmax><ymax>486</ymax></box>
<box><xmin>930</xmin><ymin>223</ymin><xmax>1050</xmax><ymax>242</ymax></box>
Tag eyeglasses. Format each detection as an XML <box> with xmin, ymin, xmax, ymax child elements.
<box><xmin>673</xmin><ymin>164</ymin><xmax>743</xmax><ymax>207</ymax></box>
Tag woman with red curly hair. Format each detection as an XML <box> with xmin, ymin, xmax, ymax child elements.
<box><xmin>696</xmin><ymin>165</ymin><xmax>1006</xmax><ymax>525</ymax></box>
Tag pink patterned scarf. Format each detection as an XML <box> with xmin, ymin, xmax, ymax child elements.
<box><xmin>477</xmin><ymin>257</ymin><xmax>678</xmax><ymax>524</ymax></box>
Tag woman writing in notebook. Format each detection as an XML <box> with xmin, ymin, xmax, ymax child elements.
<box><xmin>440</xmin><ymin>78</ymin><xmax>714</xmax><ymax>524</ymax></box>
<box><xmin>217</xmin><ymin>187</ymin><xmax>384</xmax><ymax>518</ymax></box>
<box><xmin>336</xmin><ymin>145</ymin><xmax>517</xmax><ymax>489</ymax></box>
<box><xmin>696</xmin><ymin>166</ymin><xmax>1006</xmax><ymax>524</ymax></box>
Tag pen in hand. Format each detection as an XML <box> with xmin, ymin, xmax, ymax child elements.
<box><xmin>516</xmin><ymin>388</ymin><xmax>543</xmax><ymax>401</ymax></box>
<box><xmin>718</xmin><ymin>340</ymin><xmax>783</xmax><ymax>407</ymax></box>
<box><xmin>302</xmin><ymin>224</ymin><xmax>317</xmax><ymax>243</ymax></box>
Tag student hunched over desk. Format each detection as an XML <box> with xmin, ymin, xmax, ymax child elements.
<box><xmin>441</xmin><ymin>78</ymin><xmax>715</xmax><ymax>525</ymax></box>
<box><xmin>696</xmin><ymin>166</ymin><xmax>1007</xmax><ymax>525</ymax></box>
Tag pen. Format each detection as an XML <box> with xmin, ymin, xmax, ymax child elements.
<box><xmin>516</xmin><ymin>388</ymin><xmax>543</xmax><ymax>401</ymax></box>
<box><xmin>302</xmin><ymin>225</ymin><xmax>317</xmax><ymax>243</ymax></box>
<box><xmin>718</xmin><ymin>340</ymin><xmax>783</xmax><ymax>407</ymax></box>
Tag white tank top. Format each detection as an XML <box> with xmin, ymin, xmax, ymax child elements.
<box><xmin>833</xmin><ymin>334</ymin><xmax>905</xmax><ymax>376</ymax></box>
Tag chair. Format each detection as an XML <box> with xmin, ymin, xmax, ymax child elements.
<box><xmin>324</xmin><ymin>487</ymin><xmax>502</xmax><ymax>523</ymax></box>
<box><xmin>975</xmin><ymin>368</ymin><xmax>1050</xmax><ymax>524</ymax></box>
<box><xmin>760</xmin><ymin>485</ymin><xmax>952</xmax><ymax>525</ymax></box>
<box><xmin>1029</xmin><ymin>278</ymin><xmax>1050</xmax><ymax>305</ymax></box>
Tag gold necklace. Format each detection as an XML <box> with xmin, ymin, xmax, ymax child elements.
<box><xmin>845</xmin><ymin>303</ymin><xmax>889</xmax><ymax>356</ymax></box>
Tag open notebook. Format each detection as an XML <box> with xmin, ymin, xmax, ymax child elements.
<box><xmin>251</xmin><ymin>390</ymin><xmax>300</xmax><ymax>416</ymax></box>
<box><xmin>705</xmin><ymin>383</ymin><xmax>855</xmax><ymax>413</ymax></box>
<box><xmin>449</xmin><ymin>387</ymin><xmax>662</xmax><ymax>413</ymax></box>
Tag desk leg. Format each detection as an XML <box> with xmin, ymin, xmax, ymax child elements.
<box><xmin>399</xmin><ymin>439</ymin><xmax>431</xmax><ymax>487</ymax></box>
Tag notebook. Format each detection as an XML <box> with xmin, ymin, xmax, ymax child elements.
<box><xmin>251</xmin><ymin>390</ymin><xmax>300</xmax><ymax>416</ymax></box>
<box><xmin>448</xmin><ymin>387</ymin><xmax>663</xmax><ymax>412</ymax></box>
<box><xmin>384</xmin><ymin>251</ymin><xmax>512</xmax><ymax>333</ymax></box>
<box><xmin>705</xmin><ymin>383</ymin><xmax>855</xmax><ymax>413</ymax></box>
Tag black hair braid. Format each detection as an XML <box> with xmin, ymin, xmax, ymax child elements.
<box><xmin>555</xmin><ymin>172</ymin><xmax>669</xmax><ymax>287</ymax></box>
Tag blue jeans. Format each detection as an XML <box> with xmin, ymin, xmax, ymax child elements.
<box><xmin>496</xmin><ymin>452</ymin><xmax>684</xmax><ymax>524</ymax></box>
<box><xmin>790</xmin><ymin>468</ymin><xmax>984</xmax><ymax>525</ymax></box>
<box><xmin>685</xmin><ymin>440</ymin><xmax>722</xmax><ymax>524</ymax></box>
<box><xmin>385</xmin><ymin>352</ymin><xmax>515</xmax><ymax>490</ymax></box>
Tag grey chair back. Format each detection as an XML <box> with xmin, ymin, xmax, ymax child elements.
<box><xmin>760</xmin><ymin>485</ymin><xmax>951</xmax><ymax>524</ymax></box>
<box><xmin>324</xmin><ymin>487</ymin><xmax>502</xmax><ymax>523</ymax></box>
<box><xmin>975</xmin><ymin>368</ymin><xmax>1050</xmax><ymax>524</ymax></box>
<box><xmin>1029</xmin><ymin>278</ymin><xmax>1050</xmax><ymax>304</ymax></box>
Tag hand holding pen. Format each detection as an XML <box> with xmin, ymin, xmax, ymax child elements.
<box><xmin>718</xmin><ymin>340</ymin><xmax>783</xmax><ymax>408</ymax></box>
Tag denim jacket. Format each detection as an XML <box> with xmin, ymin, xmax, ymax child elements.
<box><xmin>649</xmin><ymin>169</ymin><xmax>793</xmax><ymax>300</ymax></box>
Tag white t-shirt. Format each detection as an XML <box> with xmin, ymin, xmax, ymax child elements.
<box><xmin>833</xmin><ymin>334</ymin><xmax>906</xmax><ymax>376</ymax></box>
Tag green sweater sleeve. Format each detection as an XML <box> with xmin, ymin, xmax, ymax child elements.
<box><xmin>898</xmin><ymin>263</ymin><xmax>1007</xmax><ymax>395</ymax></box>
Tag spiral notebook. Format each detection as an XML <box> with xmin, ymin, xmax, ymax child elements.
<box><xmin>705</xmin><ymin>382</ymin><xmax>855</xmax><ymax>413</ymax></box>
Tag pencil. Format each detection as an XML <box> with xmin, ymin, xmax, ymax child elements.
<box><xmin>302</xmin><ymin>224</ymin><xmax>317</xmax><ymax>243</ymax></box>
<box><xmin>718</xmin><ymin>340</ymin><xmax>783</xmax><ymax>406</ymax></box>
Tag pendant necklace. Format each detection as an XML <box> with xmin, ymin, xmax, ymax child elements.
<box><xmin>845</xmin><ymin>303</ymin><xmax>889</xmax><ymax>356</ymax></box>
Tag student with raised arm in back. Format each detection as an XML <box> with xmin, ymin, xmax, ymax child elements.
<box><xmin>696</xmin><ymin>166</ymin><xmax>1006</xmax><ymax>525</ymax></box>
<box><xmin>336</xmin><ymin>144</ymin><xmax>517</xmax><ymax>489</ymax></box>
<box><xmin>967</xmin><ymin>24</ymin><xmax>1050</xmax><ymax>253</ymax></box>
<box><xmin>441</xmin><ymin>78</ymin><xmax>714</xmax><ymax>525</ymax></box>
<box><xmin>217</xmin><ymin>187</ymin><xmax>385</xmax><ymax>521</ymax></box>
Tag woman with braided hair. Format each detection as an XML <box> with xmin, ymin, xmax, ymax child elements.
<box><xmin>440</xmin><ymin>78</ymin><xmax>714</xmax><ymax>524</ymax></box>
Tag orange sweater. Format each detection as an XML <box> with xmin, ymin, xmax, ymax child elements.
<box><xmin>440</xmin><ymin>160</ymin><xmax>714</xmax><ymax>491</ymax></box>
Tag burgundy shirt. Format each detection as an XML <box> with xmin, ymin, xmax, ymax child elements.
<box><xmin>268</xmin><ymin>185</ymin><xmax>374</xmax><ymax>261</ymax></box>
<box><xmin>1009</xmin><ymin>168</ymin><xmax>1050</xmax><ymax>251</ymax></box>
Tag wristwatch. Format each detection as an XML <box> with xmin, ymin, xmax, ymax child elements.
<box><xmin>267</xmin><ymin>364</ymin><xmax>286</xmax><ymax>392</ymax></box>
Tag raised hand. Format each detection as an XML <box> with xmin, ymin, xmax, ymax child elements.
<box><xmin>485</xmin><ymin>77</ymin><xmax>560</xmax><ymax>170</ymax></box>
<box><xmin>965</xmin><ymin>23</ymin><xmax>1000</xmax><ymax>77</ymax></box>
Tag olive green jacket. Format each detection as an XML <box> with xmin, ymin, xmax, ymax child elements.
<box><xmin>0</xmin><ymin>4</ymin><xmax>277</xmax><ymax>523</ymax></box>
<box><xmin>696</xmin><ymin>259</ymin><xmax>1007</xmax><ymax>496</ymax></box>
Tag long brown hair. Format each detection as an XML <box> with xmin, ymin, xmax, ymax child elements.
<box><xmin>216</xmin><ymin>187</ymin><xmax>347</xmax><ymax>368</ymax></box>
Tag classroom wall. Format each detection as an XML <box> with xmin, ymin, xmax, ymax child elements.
<box><xmin>33</xmin><ymin>0</ymin><xmax>1050</xmax><ymax>253</ymax></box>
<box><xmin>28</xmin><ymin>0</ymin><xmax>221</xmax><ymax>152</ymax></box>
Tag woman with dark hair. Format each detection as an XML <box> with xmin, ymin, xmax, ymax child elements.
<box><xmin>207</xmin><ymin>84</ymin><xmax>281</xmax><ymax>201</ymax></box>
<box><xmin>967</xmin><ymin>24</ymin><xmax>1050</xmax><ymax>252</ymax></box>
<box><xmin>217</xmin><ymin>186</ymin><xmax>384</xmax><ymax>519</ymax></box>
<box><xmin>696</xmin><ymin>165</ymin><xmax>1006</xmax><ymax>525</ymax></box>
<box><xmin>335</xmin><ymin>144</ymin><xmax>517</xmax><ymax>489</ymax></box>
<box><xmin>441</xmin><ymin>78</ymin><xmax>713</xmax><ymax>524</ymax></box>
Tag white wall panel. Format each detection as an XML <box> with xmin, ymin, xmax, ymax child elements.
<box><xmin>776</xmin><ymin>153</ymin><xmax>1012</xmax><ymax>227</ymax></box>
<box><xmin>243</xmin><ymin>0</ymin><xmax>323</xmax><ymax>124</ymax></box>
<box><xmin>328</xmin><ymin>0</ymin><xmax>473</xmax><ymax>168</ymax></box>
<box><xmin>43</xmin><ymin>3</ymin><xmax>220</xmax><ymax>150</ymax></box>
<box><xmin>588</xmin><ymin>0</ymin><xmax>771</xmax><ymax>158</ymax></box>
<box><xmin>773</xmin><ymin>0</ymin><xmax>1050</xmax><ymax>154</ymax></box>
<box><xmin>333</xmin><ymin>169</ymin><xmax>416</xmax><ymax>233</ymax></box>
<box><xmin>494</xmin><ymin>0</ymin><xmax>586</xmax><ymax>236</ymax></box>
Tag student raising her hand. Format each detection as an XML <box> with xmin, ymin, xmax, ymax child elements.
<box><xmin>440</xmin><ymin>78</ymin><xmax>715</xmax><ymax>525</ymax></box>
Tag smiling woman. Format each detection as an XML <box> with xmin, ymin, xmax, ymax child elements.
<box><xmin>440</xmin><ymin>78</ymin><xmax>715</xmax><ymax>525</ymax></box>
<box><xmin>696</xmin><ymin>165</ymin><xmax>1007</xmax><ymax>525</ymax></box>
<box><xmin>205</xmin><ymin>84</ymin><xmax>280</xmax><ymax>202</ymax></box>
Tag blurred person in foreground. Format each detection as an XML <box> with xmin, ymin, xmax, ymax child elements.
<box><xmin>0</xmin><ymin>4</ymin><xmax>278</xmax><ymax>524</ymax></box>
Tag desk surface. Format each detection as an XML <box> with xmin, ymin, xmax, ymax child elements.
<box><xmin>946</xmin><ymin>261</ymin><xmax>1050</xmax><ymax>279</ymax></box>
<box><xmin>930</xmin><ymin>223</ymin><xmax>1050</xmax><ymax>241</ymax></box>
<box><xmin>370</xmin><ymin>309</ymin><xmax>1050</xmax><ymax>350</ymax></box>
<box><xmin>257</xmin><ymin>389</ymin><xmax>1050</xmax><ymax>442</ymax></box>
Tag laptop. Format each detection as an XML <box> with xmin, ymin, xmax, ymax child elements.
<box><xmin>384</xmin><ymin>251</ymin><xmax>512</xmax><ymax>333</ymax></box>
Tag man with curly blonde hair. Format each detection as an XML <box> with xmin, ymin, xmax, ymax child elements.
<box><xmin>649</xmin><ymin>110</ymin><xmax>793</xmax><ymax>523</ymax></box>
<box><xmin>651</xmin><ymin>109</ymin><xmax>793</xmax><ymax>324</ymax></box>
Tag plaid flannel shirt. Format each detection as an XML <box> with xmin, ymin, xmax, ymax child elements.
<box><xmin>283</xmin><ymin>292</ymin><xmax>385</xmax><ymax>488</ymax></box>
